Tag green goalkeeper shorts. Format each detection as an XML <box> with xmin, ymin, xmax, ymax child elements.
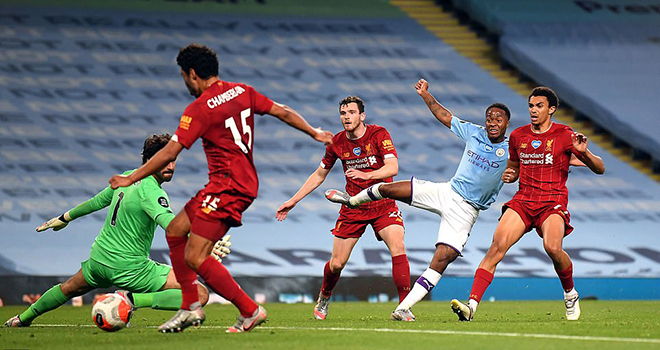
<box><xmin>81</xmin><ymin>258</ymin><xmax>171</xmax><ymax>293</ymax></box>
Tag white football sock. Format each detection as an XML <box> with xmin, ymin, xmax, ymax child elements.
<box><xmin>350</xmin><ymin>183</ymin><xmax>384</xmax><ymax>206</ymax></box>
<box><xmin>396</xmin><ymin>268</ymin><xmax>442</xmax><ymax>311</ymax></box>
<box><xmin>468</xmin><ymin>298</ymin><xmax>479</xmax><ymax>313</ymax></box>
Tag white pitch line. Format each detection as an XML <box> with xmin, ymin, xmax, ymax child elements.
<box><xmin>36</xmin><ymin>324</ymin><xmax>660</xmax><ymax>344</ymax></box>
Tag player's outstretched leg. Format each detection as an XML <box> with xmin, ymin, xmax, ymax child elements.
<box><xmin>450</xmin><ymin>299</ymin><xmax>474</xmax><ymax>321</ymax></box>
<box><xmin>158</xmin><ymin>307</ymin><xmax>206</xmax><ymax>333</ymax></box>
<box><xmin>324</xmin><ymin>189</ymin><xmax>360</xmax><ymax>209</ymax></box>
<box><xmin>564</xmin><ymin>289</ymin><xmax>581</xmax><ymax>321</ymax></box>
<box><xmin>226</xmin><ymin>305</ymin><xmax>268</xmax><ymax>333</ymax></box>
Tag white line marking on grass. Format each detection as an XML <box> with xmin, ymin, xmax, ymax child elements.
<box><xmin>36</xmin><ymin>324</ymin><xmax>660</xmax><ymax>344</ymax></box>
<box><xmin>261</xmin><ymin>326</ymin><xmax>660</xmax><ymax>344</ymax></box>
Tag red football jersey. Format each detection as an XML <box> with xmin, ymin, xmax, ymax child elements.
<box><xmin>321</xmin><ymin>124</ymin><xmax>398</xmax><ymax>214</ymax></box>
<box><xmin>173</xmin><ymin>80</ymin><xmax>274</xmax><ymax>198</ymax></box>
<box><xmin>509</xmin><ymin>123</ymin><xmax>580</xmax><ymax>204</ymax></box>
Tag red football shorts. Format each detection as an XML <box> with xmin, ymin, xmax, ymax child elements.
<box><xmin>184</xmin><ymin>189</ymin><xmax>254</xmax><ymax>242</ymax></box>
<box><xmin>332</xmin><ymin>206</ymin><xmax>404</xmax><ymax>240</ymax></box>
<box><xmin>502</xmin><ymin>199</ymin><xmax>574</xmax><ymax>237</ymax></box>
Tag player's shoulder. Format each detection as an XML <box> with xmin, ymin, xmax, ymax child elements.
<box><xmin>553</xmin><ymin>122</ymin><xmax>574</xmax><ymax>133</ymax></box>
<box><xmin>511</xmin><ymin>125</ymin><xmax>529</xmax><ymax>135</ymax></box>
<box><xmin>331</xmin><ymin>130</ymin><xmax>347</xmax><ymax>144</ymax></box>
<box><xmin>366</xmin><ymin>124</ymin><xmax>391</xmax><ymax>137</ymax></box>
<box><xmin>136</xmin><ymin>175</ymin><xmax>164</xmax><ymax>194</ymax></box>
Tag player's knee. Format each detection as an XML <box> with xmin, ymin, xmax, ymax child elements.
<box><xmin>184</xmin><ymin>252</ymin><xmax>204</xmax><ymax>271</ymax></box>
<box><xmin>543</xmin><ymin>242</ymin><xmax>563</xmax><ymax>258</ymax></box>
<box><xmin>389</xmin><ymin>241</ymin><xmax>406</xmax><ymax>256</ymax></box>
<box><xmin>197</xmin><ymin>284</ymin><xmax>209</xmax><ymax>306</ymax></box>
<box><xmin>329</xmin><ymin>258</ymin><xmax>347</xmax><ymax>272</ymax></box>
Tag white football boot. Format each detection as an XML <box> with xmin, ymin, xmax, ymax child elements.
<box><xmin>564</xmin><ymin>289</ymin><xmax>581</xmax><ymax>321</ymax></box>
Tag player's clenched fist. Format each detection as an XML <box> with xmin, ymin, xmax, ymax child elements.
<box><xmin>109</xmin><ymin>175</ymin><xmax>133</xmax><ymax>189</ymax></box>
<box><xmin>571</xmin><ymin>132</ymin><xmax>588</xmax><ymax>154</ymax></box>
<box><xmin>415</xmin><ymin>79</ymin><xmax>429</xmax><ymax>95</ymax></box>
<box><xmin>501</xmin><ymin>168</ymin><xmax>518</xmax><ymax>183</ymax></box>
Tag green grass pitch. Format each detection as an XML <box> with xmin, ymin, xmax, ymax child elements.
<box><xmin>2</xmin><ymin>300</ymin><xmax>659</xmax><ymax>350</ymax></box>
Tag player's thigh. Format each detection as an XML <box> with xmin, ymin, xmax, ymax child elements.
<box><xmin>436</xmin><ymin>197</ymin><xmax>479</xmax><ymax>255</ymax></box>
<box><xmin>409</xmin><ymin>178</ymin><xmax>445</xmax><ymax>215</ymax></box>
<box><xmin>377</xmin><ymin>224</ymin><xmax>406</xmax><ymax>256</ymax></box>
<box><xmin>114</xmin><ymin>260</ymin><xmax>171</xmax><ymax>293</ymax></box>
<box><xmin>80</xmin><ymin>259</ymin><xmax>114</xmax><ymax>290</ymax></box>
<box><xmin>331</xmin><ymin>235</ymin><xmax>360</xmax><ymax>265</ymax></box>
<box><xmin>490</xmin><ymin>208</ymin><xmax>527</xmax><ymax>253</ymax></box>
<box><xmin>166</xmin><ymin>208</ymin><xmax>191</xmax><ymax>238</ymax></box>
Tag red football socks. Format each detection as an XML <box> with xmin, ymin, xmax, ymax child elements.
<box><xmin>198</xmin><ymin>256</ymin><xmax>257</xmax><ymax>317</ymax></box>
<box><xmin>320</xmin><ymin>261</ymin><xmax>341</xmax><ymax>298</ymax></box>
<box><xmin>392</xmin><ymin>254</ymin><xmax>411</xmax><ymax>303</ymax></box>
<box><xmin>469</xmin><ymin>268</ymin><xmax>494</xmax><ymax>303</ymax></box>
<box><xmin>556</xmin><ymin>263</ymin><xmax>574</xmax><ymax>292</ymax></box>
<box><xmin>166</xmin><ymin>235</ymin><xmax>199</xmax><ymax>310</ymax></box>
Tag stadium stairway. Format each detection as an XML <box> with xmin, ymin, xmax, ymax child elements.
<box><xmin>390</xmin><ymin>0</ymin><xmax>660</xmax><ymax>183</ymax></box>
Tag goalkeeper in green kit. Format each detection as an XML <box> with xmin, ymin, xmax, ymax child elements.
<box><xmin>5</xmin><ymin>134</ymin><xmax>229</xmax><ymax>327</ymax></box>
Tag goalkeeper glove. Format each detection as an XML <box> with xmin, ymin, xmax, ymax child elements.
<box><xmin>211</xmin><ymin>235</ymin><xmax>232</xmax><ymax>263</ymax></box>
<box><xmin>36</xmin><ymin>211</ymin><xmax>72</xmax><ymax>232</ymax></box>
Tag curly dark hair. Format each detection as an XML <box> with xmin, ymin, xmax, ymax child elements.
<box><xmin>141</xmin><ymin>134</ymin><xmax>171</xmax><ymax>164</ymax></box>
<box><xmin>486</xmin><ymin>102</ymin><xmax>511</xmax><ymax>120</ymax></box>
<box><xmin>339</xmin><ymin>95</ymin><xmax>365</xmax><ymax>113</ymax></box>
<box><xmin>176</xmin><ymin>44</ymin><xmax>219</xmax><ymax>79</ymax></box>
<box><xmin>529</xmin><ymin>86</ymin><xmax>559</xmax><ymax>112</ymax></box>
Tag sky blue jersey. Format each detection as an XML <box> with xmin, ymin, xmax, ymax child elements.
<box><xmin>449</xmin><ymin>116</ymin><xmax>508</xmax><ymax>210</ymax></box>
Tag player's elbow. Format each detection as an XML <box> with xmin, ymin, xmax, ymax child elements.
<box><xmin>595</xmin><ymin>165</ymin><xmax>605</xmax><ymax>175</ymax></box>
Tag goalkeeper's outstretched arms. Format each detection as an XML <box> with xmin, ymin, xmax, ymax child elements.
<box><xmin>36</xmin><ymin>186</ymin><xmax>114</xmax><ymax>232</ymax></box>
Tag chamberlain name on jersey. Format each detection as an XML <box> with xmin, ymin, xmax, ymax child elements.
<box><xmin>173</xmin><ymin>81</ymin><xmax>274</xmax><ymax>198</ymax></box>
<box><xmin>449</xmin><ymin>117</ymin><xmax>508</xmax><ymax>210</ymax></box>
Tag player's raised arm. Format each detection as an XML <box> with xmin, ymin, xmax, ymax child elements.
<box><xmin>109</xmin><ymin>140</ymin><xmax>183</xmax><ymax>189</ymax></box>
<box><xmin>36</xmin><ymin>186</ymin><xmax>114</xmax><ymax>232</ymax></box>
<box><xmin>571</xmin><ymin>132</ymin><xmax>605</xmax><ymax>174</ymax></box>
<box><xmin>502</xmin><ymin>159</ymin><xmax>520</xmax><ymax>183</ymax></box>
<box><xmin>268</xmin><ymin>102</ymin><xmax>333</xmax><ymax>145</ymax></box>
<box><xmin>276</xmin><ymin>165</ymin><xmax>331</xmax><ymax>221</ymax></box>
<box><xmin>415</xmin><ymin>79</ymin><xmax>452</xmax><ymax>128</ymax></box>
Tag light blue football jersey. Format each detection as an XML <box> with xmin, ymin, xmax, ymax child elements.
<box><xmin>449</xmin><ymin>116</ymin><xmax>508</xmax><ymax>210</ymax></box>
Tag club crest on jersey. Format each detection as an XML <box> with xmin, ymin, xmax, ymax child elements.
<box><xmin>353</xmin><ymin>147</ymin><xmax>362</xmax><ymax>156</ymax></box>
<box><xmin>484</xmin><ymin>144</ymin><xmax>494</xmax><ymax>152</ymax></box>
<box><xmin>546</xmin><ymin>139</ymin><xmax>554</xmax><ymax>151</ymax></box>
<box><xmin>496</xmin><ymin>148</ymin><xmax>505</xmax><ymax>157</ymax></box>
<box><xmin>531</xmin><ymin>140</ymin><xmax>542</xmax><ymax>149</ymax></box>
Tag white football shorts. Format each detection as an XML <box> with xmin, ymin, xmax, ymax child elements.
<box><xmin>410</xmin><ymin>177</ymin><xmax>479</xmax><ymax>255</ymax></box>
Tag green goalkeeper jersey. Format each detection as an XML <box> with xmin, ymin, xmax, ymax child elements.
<box><xmin>71</xmin><ymin>170</ymin><xmax>175</xmax><ymax>268</ymax></box>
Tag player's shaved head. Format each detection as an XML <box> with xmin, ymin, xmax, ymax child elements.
<box><xmin>176</xmin><ymin>44</ymin><xmax>219</xmax><ymax>79</ymax></box>
<box><xmin>142</xmin><ymin>134</ymin><xmax>172</xmax><ymax>164</ymax></box>
<box><xmin>486</xmin><ymin>102</ymin><xmax>511</xmax><ymax>120</ymax></box>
